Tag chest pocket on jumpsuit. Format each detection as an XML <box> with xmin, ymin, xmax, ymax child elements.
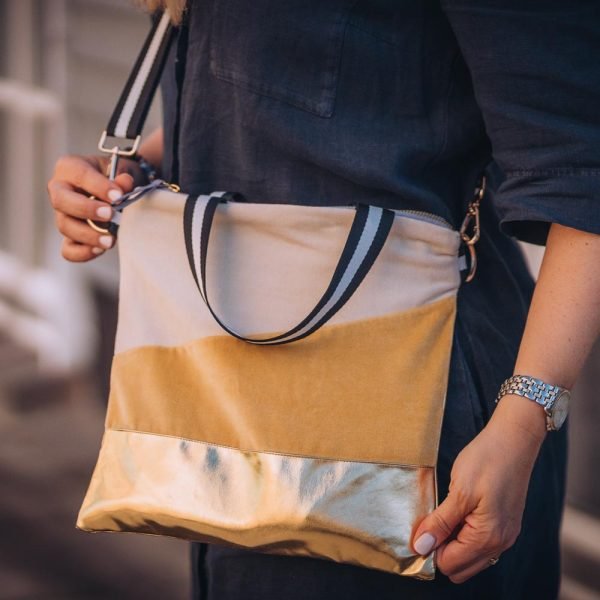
<box><xmin>209</xmin><ymin>0</ymin><xmax>355</xmax><ymax>118</ymax></box>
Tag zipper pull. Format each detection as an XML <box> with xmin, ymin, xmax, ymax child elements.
<box><xmin>110</xmin><ymin>179</ymin><xmax>171</xmax><ymax>210</ymax></box>
<box><xmin>460</xmin><ymin>175</ymin><xmax>486</xmax><ymax>283</ymax></box>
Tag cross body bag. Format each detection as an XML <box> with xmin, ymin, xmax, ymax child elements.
<box><xmin>77</xmin><ymin>10</ymin><xmax>485</xmax><ymax>581</ymax></box>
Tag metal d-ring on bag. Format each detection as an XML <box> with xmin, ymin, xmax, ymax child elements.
<box><xmin>77</xmin><ymin>10</ymin><xmax>484</xmax><ymax>580</ymax></box>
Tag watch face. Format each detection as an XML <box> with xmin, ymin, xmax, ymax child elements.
<box><xmin>550</xmin><ymin>391</ymin><xmax>570</xmax><ymax>430</ymax></box>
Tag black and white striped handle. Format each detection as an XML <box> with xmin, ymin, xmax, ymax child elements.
<box><xmin>103</xmin><ymin>11</ymin><xmax>396</xmax><ymax>345</ymax></box>
<box><xmin>183</xmin><ymin>194</ymin><xmax>395</xmax><ymax>345</ymax></box>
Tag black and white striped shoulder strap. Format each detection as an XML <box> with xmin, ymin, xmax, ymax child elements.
<box><xmin>101</xmin><ymin>10</ymin><xmax>174</xmax><ymax>152</ymax></box>
<box><xmin>183</xmin><ymin>193</ymin><xmax>395</xmax><ymax>346</ymax></box>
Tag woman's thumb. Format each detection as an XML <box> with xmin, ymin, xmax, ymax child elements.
<box><xmin>412</xmin><ymin>494</ymin><xmax>464</xmax><ymax>556</ymax></box>
<box><xmin>114</xmin><ymin>171</ymin><xmax>135</xmax><ymax>194</ymax></box>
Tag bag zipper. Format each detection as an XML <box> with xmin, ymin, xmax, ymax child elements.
<box><xmin>93</xmin><ymin>177</ymin><xmax>485</xmax><ymax>282</ymax></box>
<box><xmin>111</xmin><ymin>181</ymin><xmax>461</xmax><ymax>234</ymax></box>
<box><xmin>393</xmin><ymin>209</ymin><xmax>454</xmax><ymax>230</ymax></box>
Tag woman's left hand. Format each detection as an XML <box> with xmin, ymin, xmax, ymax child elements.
<box><xmin>411</xmin><ymin>393</ymin><xmax>546</xmax><ymax>583</ymax></box>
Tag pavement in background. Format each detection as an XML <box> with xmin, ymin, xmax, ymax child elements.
<box><xmin>0</xmin><ymin>378</ymin><xmax>188</xmax><ymax>600</ymax></box>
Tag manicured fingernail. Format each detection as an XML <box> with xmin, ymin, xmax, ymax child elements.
<box><xmin>96</xmin><ymin>205</ymin><xmax>112</xmax><ymax>220</ymax></box>
<box><xmin>414</xmin><ymin>532</ymin><xmax>436</xmax><ymax>555</ymax></box>
<box><xmin>92</xmin><ymin>247</ymin><xmax>105</xmax><ymax>255</ymax></box>
<box><xmin>108</xmin><ymin>189</ymin><xmax>123</xmax><ymax>204</ymax></box>
<box><xmin>99</xmin><ymin>235</ymin><xmax>113</xmax><ymax>249</ymax></box>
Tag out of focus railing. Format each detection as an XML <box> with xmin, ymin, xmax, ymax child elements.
<box><xmin>0</xmin><ymin>0</ymin><xmax>94</xmax><ymax>374</ymax></box>
<box><xmin>0</xmin><ymin>0</ymin><xmax>161</xmax><ymax>375</ymax></box>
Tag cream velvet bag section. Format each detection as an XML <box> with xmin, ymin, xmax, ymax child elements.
<box><xmin>77</xmin><ymin>187</ymin><xmax>461</xmax><ymax>580</ymax></box>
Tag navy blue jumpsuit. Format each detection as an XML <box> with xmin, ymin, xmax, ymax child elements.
<box><xmin>158</xmin><ymin>1</ymin><xmax>600</xmax><ymax>597</ymax></box>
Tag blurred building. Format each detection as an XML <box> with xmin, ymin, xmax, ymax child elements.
<box><xmin>0</xmin><ymin>0</ymin><xmax>162</xmax><ymax>378</ymax></box>
<box><xmin>0</xmin><ymin>1</ymin><xmax>598</xmax><ymax>598</ymax></box>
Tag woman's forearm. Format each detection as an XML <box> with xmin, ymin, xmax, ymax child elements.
<box><xmin>413</xmin><ymin>222</ymin><xmax>600</xmax><ymax>581</ymax></box>
<box><xmin>138</xmin><ymin>127</ymin><xmax>164</xmax><ymax>176</ymax></box>
<box><xmin>491</xmin><ymin>222</ymin><xmax>600</xmax><ymax>440</ymax></box>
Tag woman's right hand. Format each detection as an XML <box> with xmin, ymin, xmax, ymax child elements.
<box><xmin>47</xmin><ymin>154</ymin><xmax>138</xmax><ymax>262</ymax></box>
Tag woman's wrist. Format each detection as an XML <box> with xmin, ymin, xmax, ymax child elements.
<box><xmin>489</xmin><ymin>392</ymin><xmax>547</xmax><ymax>449</ymax></box>
<box><xmin>136</xmin><ymin>127</ymin><xmax>164</xmax><ymax>178</ymax></box>
<box><xmin>132</xmin><ymin>153</ymin><xmax>160</xmax><ymax>182</ymax></box>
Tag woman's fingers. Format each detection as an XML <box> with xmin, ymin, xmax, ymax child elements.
<box><xmin>412</xmin><ymin>490</ymin><xmax>469</xmax><ymax>557</ymax></box>
<box><xmin>434</xmin><ymin>513</ymin><xmax>510</xmax><ymax>582</ymax></box>
<box><xmin>48</xmin><ymin>180</ymin><xmax>114</xmax><ymax>222</ymax></box>
<box><xmin>415</xmin><ymin>490</ymin><xmax>519</xmax><ymax>582</ymax></box>
<box><xmin>410</xmin><ymin>406</ymin><xmax>535</xmax><ymax>584</ymax></box>
<box><xmin>48</xmin><ymin>153</ymin><xmax>142</xmax><ymax>263</ymax></box>
<box><xmin>53</xmin><ymin>154</ymin><xmax>125</xmax><ymax>203</ymax></box>
<box><xmin>114</xmin><ymin>171</ymin><xmax>136</xmax><ymax>192</ymax></box>
<box><xmin>61</xmin><ymin>238</ymin><xmax>105</xmax><ymax>262</ymax></box>
<box><xmin>437</xmin><ymin>516</ymin><xmax>507</xmax><ymax>583</ymax></box>
<box><xmin>55</xmin><ymin>212</ymin><xmax>114</xmax><ymax>250</ymax></box>
<box><xmin>442</xmin><ymin>553</ymin><xmax>500</xmax><ymax>585</ymax></box>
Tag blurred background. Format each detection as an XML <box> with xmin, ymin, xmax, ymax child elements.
<box><xmin>0</xmin><ymin>1</ymin><xmax>598</xmax><ymax>598</ymax></box>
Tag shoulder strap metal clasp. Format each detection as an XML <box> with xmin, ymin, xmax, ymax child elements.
<box><xmin>460</xmin><ymin>176</ymin><xmax>486</xmax><ymax>283</ymax></box>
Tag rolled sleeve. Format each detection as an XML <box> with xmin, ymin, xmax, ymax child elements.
<box><xmin>441</xmin><ymin>1</ymin><xmax>600</xmax><ymax>244</ymax></box>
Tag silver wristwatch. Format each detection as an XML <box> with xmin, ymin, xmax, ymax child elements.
<box><xmin>496</xmin><ymin>374</ymin><xmax>570</xmax><ymax>431</ymax></box>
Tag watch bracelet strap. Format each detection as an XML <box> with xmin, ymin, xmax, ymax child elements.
<box><xmin>496</xmin><ymin>374</ymin><xmax>566</xmax><ymax>407</ymax></box>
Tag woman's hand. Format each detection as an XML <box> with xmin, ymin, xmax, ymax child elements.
<box><xmin>411</xmin><ymin>223</ymin><xmax>600</xmax><ymax>584</ymax></box>
<box><xmin>47</xmin><ymin>154</ymin><xmax>144</xmax><ymax>262</ymax></box>
<box><xmin>412</xmin><ymin>394</ymin><xmax>546</xmax><ymax>583</ymax></box>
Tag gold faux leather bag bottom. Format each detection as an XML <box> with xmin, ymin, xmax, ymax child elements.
<box><xmin>77</xmin><ymin>188</ymin><xmax>461</xmax><ymax>580</ymax></box>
